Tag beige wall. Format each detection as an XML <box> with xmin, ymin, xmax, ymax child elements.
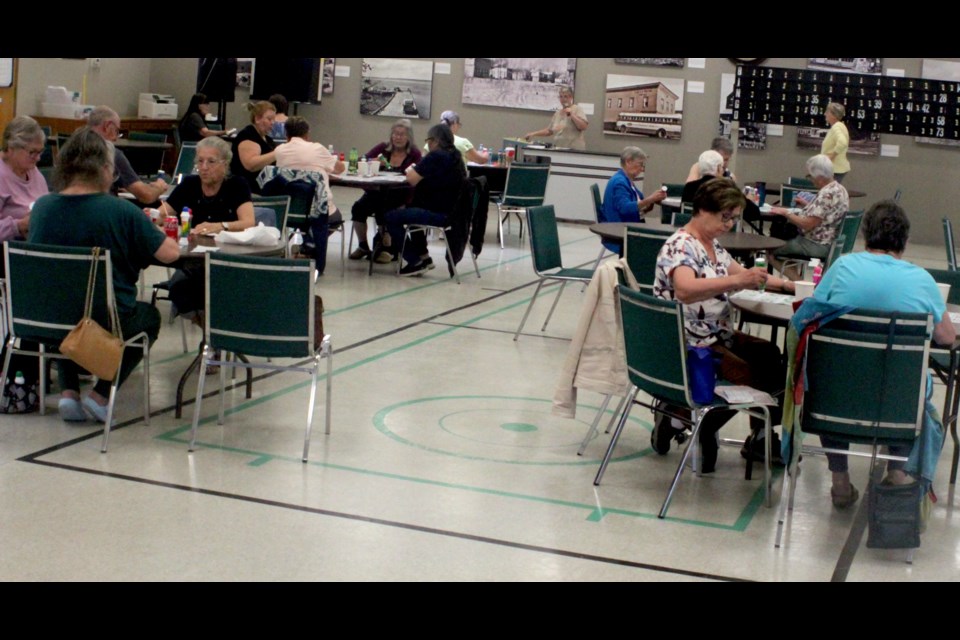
<box><xmin>14</xmin><ymin>57</ymin><xmax>959</xmax><ymax>245</ymax></box>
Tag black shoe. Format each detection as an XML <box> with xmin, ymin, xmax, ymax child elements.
<box><xmin>349</xmin><ymin>246</ymin><xmax>371</xmax><ymax>260</ymax></box>
<box><xmin>650</xmin><ymin>409</ymin><xmax>685</xmax><ymax>455</ymax></box>
<box><xmin>699</xmin><ymin>433</ymin><xmax>718</xmax><ymax>474</ymax></box>
<box><xmin>422</xmin><ymin>257</ymin><xmax>435</xmax><ymax>271</ymax></box>
<box><xmin>740</xmin><ymin>430</ymin><xmax>785</xmax><ymax>466</ymax></box>
<box><xmin>399</xmin><ymin>260</ymin><xmax>430</xmax><ymax>277</ymax></box>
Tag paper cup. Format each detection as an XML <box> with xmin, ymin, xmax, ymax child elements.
<box><xmin>937</xmin><ymin>282</ymin><xmax>951</xmax><ymax>303</ymax></box>
<box><xmin>794</xmin><ymin>281</ymin><xmax>815</xmax><ymax>300</ymax></box>
<box><xmin>369</xmin><ymin>162</ymin><xmax>380</xmax><ymax>177</ymax></box>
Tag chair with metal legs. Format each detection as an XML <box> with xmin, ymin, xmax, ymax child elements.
<box><xmin>513</xmin><ymin>205</ymin><xmax>594</xmax><ymax>341</ymax></box>
<box><xmin>2</xmin><ymin>242</ymin><xmax>152</xmax><ymax>452</ymax></box>
<box><xmin>496</xmin><ymin>162</ymin><xmax>550</xmax><ymax>249</ymax></box>
<box><xmin>944</xmin><ymin>217</ymin><xmax>957</xmax><ymax>271</ymax></box>
<box><xmin>188</xmin><ymin>253</ymin><xmax>332</xmax><ymax>462</ymax></box>
<box><xmin>593</xmin><ymin>285</ymin><xmax>774</xmax><ymax>519</ymax></box>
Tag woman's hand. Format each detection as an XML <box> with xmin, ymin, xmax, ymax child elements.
<box><xmin>191</xmin><ymin>221</ymin><xmax>223</xmax><ymax>235</ymax></box>
<box><xmin>736</xmin><ymin>267</ymin><xmax>768</xmax><ymax>290</ymax></box>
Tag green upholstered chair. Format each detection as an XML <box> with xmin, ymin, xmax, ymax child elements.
<box><xmin>593</xmin><ymin>285</ymin><xmax>774</xmax><ymax>519</ymax></box>
<box><xmin>174</xmin><ymin>142</ymin><xmax>198</xmax><ymax>180</ymax></box>
<box><xmin>660</xmin><ymin>183</ymin><xmax>685</xmax><ymax>224</ymax></box>
<box><xmin>188</xmin><ymin>253</ymin><xmax>332</xmax><ymax>462</ymax></box>
<box><xmin>944</xmin><ymin>217</ymin><xmax>957</xmax><ymax>271</ymax></box>
<box><xmin>671</xmin><ymin>202</ymin><xmax>694</xmax><ymax>227</ymax></box>
<box><xmin>775</xmin><ymin>309</ymin><xmax>932</xmax><ymax>549</ymax></box>
<box><xmin>251</xmin><ymin>195</ymin><xmax>290</xmax><ymax>236</ymax></box>
<box><xmin>926</xmin><ymin>268</ymin><xmax>960</xmax><ymax>485</ymax></box>
<box><xmin>838</xmin><ymin>210</ymin><xmax>864</xmax><ymax>255</ymax></box>
<box><xmin>1</xmin><ymin>241</ymin><xmax>152</xmax><ymax>452</ymax></box>
<box><xmin>496</xmin><ymin>162</ymin><xmax>550</xmax><ymax>249</ymax></box>
<box><xmin>513</xmin><ymin>205</ymin><xmax>594</xmax><ymax>341</ymax></box>
<box><xmin>787</xmin><ymin>176</ymin><xmax>815</xmax><ymax>189</ymax></box>
<box><xmin>587</xmin><ymin>183</ymin><xmax>615</xmax><ymax>274</ymax></box>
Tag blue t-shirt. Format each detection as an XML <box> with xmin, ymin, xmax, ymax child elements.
<box><xmin>814</xmin><ymin>252</ymin><xmax>946</xmax><ymax>322</ymax></box>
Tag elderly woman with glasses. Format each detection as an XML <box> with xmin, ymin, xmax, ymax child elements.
<box><xmin>158</xmin><ymin>136</ymin><xmax>255</xmax><ymax>316</ymax></box>
<box><xmin>769</xmin><ymin>154</ymin><xmax>849</xmax><ymax>268</ymax></box>
<box><xmin>652</xmin><ymin>178</ymin><xmax>794</xmax><ymax>472</ymax></box>
<box><xmin>0</xmin><ymin>116</ymin><xmax>49</xmax><ymax>245</ymax></box>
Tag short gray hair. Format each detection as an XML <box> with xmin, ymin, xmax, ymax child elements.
<box><xmin>197</xmin><ymin>136</ymin><xmax>233</xmax><ymax>167</ymax></box>
<box><xmin>2</xmin><ymin>115</ymin><xmax>45</xmax><ymax>152</ymax></box>
<box><xmin>620</xmin><ymin>146</ymin><xmax>647</xmax><ymax>166</ymax></box>
<box><xmin>710</xmin><ymin>136</ymin><xmax>733</xmax><ymax>155</ymax></box>
<box><xmin>87</xmin><ymin>105</ymin><xmax>119</xmax><ymax>129</ymax></box>
<box><xmin>827</xmin><ymin>102</ymin><xmax>845</xmax><ymax>120</ymax></box>
<box><xmin>698</xmin><ymin>150</ymin><xmax>724</xmax><ymax>176</ymax></box>
<box><xmin>806</xmin><ymin>154</ymin><xmax>834</xmax><ymax>179</ymax></box>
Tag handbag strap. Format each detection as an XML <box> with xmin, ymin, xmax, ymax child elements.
<box><xmin>868</xmin><ymin>313</ymin><xmax>898</xmax><ymax>478</ymax></box>
<box><xmin>84</xmin><ymin>247</ymin><xmax>122</xmax><ymax>340</ymax></box>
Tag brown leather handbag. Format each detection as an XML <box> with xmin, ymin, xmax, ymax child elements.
<box><xmin>60</xmin><ymin>247</ymin><xmax>124</xmax><ymax>381</ymax></box>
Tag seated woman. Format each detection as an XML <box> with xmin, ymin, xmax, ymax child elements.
<box><xmin>231</xmin><ymin>101</ymin><xmax>277</xmax><ymax>194</ymax></box>
<box><xmin>769</xmin><ymin>154</ymin><xmax>848</xmax><ymax>271</ymax></box>
<box><xmin>685</xmin><ymin>137</ymin><xmax>736</xmax><ymax>182</ymax></box>
<box><xmin>28</xmin><ymin>127</ymin><xmax>179</xmax><ymax>423</ymax></box>
<box><xmin>653</xmin><ymin>179</ymin><xmax>794</xmax><ymax>472</ymax></box>
<box><xmin>684</xmin><ymin>150</ymin><xmax>761</xmax><ymax>232</ymax></box>
<box><xmin>350</xmin><ymin>119</ymin><xmax>422</xmax><ymax>262</ymax></box>
<box><xmin>384</xmin><ymin>124</ymin><xmax>466</xmax><ymax>276</ymax></box>
<box><xmin>811</xmin><ymin>200</ymin><xmax>955</xmax><ymax>507</ymax></box>
<box><xmin>268</xmin><ymin>94</ymin><xmax>289</xmax><ymax>141</ymax></box>
<box><xmin>0</xmin><ymin>116</ymin><xmax>49</xmax><ymax>254</ymax></box>
<box><xmin>159</xmin><ymin>136</ymin><xmax>255</xmax><ymax>316</ymax></box>
<box><xmin>428</xmin><ymin>111</ymin><xmax>488</xmax><ymax>165</ymax></box>
<box><xmin>601</xmin><ymin>146</ymin><xmax>666</xmax><ymax>253</ymax></box>
<box><xmin>178</xmin><ymin>93</ymin><xmax>227</xmax><ymax>143</ymax></box>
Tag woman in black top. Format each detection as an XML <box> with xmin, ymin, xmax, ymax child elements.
<box><xmin>178</xmin><ymin>93</ymin><xmax>227</xmax><ymax>143</ymax></box>
<box><xmin>230</xmin><ymin>100</ymin><xmax>277</xmax><ymax>193</ymax></box>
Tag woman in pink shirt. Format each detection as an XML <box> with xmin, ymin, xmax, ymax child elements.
<box><xmin>0</xmin><ymin>116</ymin><xmax>49</xmax><ymax>247</ymax></box>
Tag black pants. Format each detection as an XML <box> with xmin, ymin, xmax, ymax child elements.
<box><xmin>57</xmin><ymin>302</ymin><xmax>161</xmax><ymax>397</ymax></box>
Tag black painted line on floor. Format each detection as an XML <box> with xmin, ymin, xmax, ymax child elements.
<box><xmin>830</xmin><ymin>467</ymin><xmax>881</xmax><ymax>582</ymax></box>
<box><xmin>22</xmin><ymin>457</ymin><xmax>747</xmax><ymax>582</ymax></box>
<box><xmin>427</xmin><ymin>321</ymin><xmax>572</xmax><ymax>341</ymax></box>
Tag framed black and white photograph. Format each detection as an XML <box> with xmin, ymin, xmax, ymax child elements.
<box><xmin>461</xmin><ymin>58</ymin><xmax>577</xmax><ymax>112</ymax></box>
<box><xmin>808</xmin><ymin>58</ymin><xmax>883</xmax><ymax>75</ymax></box>
<box><xmin>720</xmin><ymin>73</ymin><xmax>767</xmax><ymax>149</ymax></box>
<box><xmin>916</xmin><ymin>59</ymin><xmax>960</xmax><ymax>148</ymax></box>
<box><xmin>615</xmin><ymin>58</ymin><xmax>685</xmax><ymax>68</ymax></box>
<box><xmin>360</xmin><ymin>58</ymin><xmax>433</xmax><ymax>119</ymax></box>
<box><xmin>236</xmin><ymin>59</ymin><xmax>253</xmax><ymax>90</ymax></box>
<box><xmin>738</xmin><ymin>123</ymin><xmax>767</xmax><ymax>150</ymax></box>
<box><xmin>322</xmin><ymin>58</ymin><xmax>336</xmax><ymax>95</ymax></box>
<box><xmin>603</xmin><ymin>74</ymin><xmax>684</xmax><ymax>140</ymax></box>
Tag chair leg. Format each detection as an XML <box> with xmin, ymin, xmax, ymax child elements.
<box><xmin>594</xmin><ymin>386</ymin><xmax>640</xmax><ymax>484</ymax></box>
<box><xmin>513</xmin><ymin>280</ymin><xmax>545</xmax><ymax>341</ymax></box>
<box><xmin>584</xmin><ymin>246</ymin><xmax>607</xmax><ymax>292</ymax></box>
<box><xmin>774</xmin><ymin>458</ymin><xmax>796</xmax><ymax>548</ymax></box>
<box><xmin>324</xmin><ymin>338</ymin><xmax>333</xmax><ymax>435</ymax></box>
<box><xmin>497</xmin><ymin>204</ymin><xmax>505</xmax><ymax>249</ymax></box>
<box><xmin>38</xmin><ymin>343</ymin><xmax>46</xmax><ymax>416</ymax></box>
<box><xmin>179</xmin><ymin>317</ymin><xmax>188</xmax><ymax>353</ymax></box>
<box><xmin>1</xmin><ymin>337</ymin><xmax>15</xmax><ymax>411</ymax></box>
<box><xmin>659</xmin><ymin>407</ymin><xmax>708</xmax><ymax>519</ymax></box>
<box><xmin>99</xmin><ymin>382</ymin><xmax>119</xmax><ymax>453</ymax></box>
<box><xmin>189</xmin><ymin>345</ymin><xmax>210</xmax><ymax>452</ymax></box>
<box><xmin>142</xmin><ymin>337</ymin><xmax>150</xmax><ymax>426</ymax></box>
<box><xmin>471</xmin><ymin>249</ymin><xmax>481</xmax><ymax>278</ymax></box>
<box><xmin>605</xmin><ymin>395</ymin><xmax>628</xmax><ymax>434</ymax></box>
<box><xmin>442</xmin><ymin>232</ymin><xmax>461</xmax><ymax>285</ymax></box>
<box><xmin>217</xmin><ymin>354</ymin><xmax>227</xmax><ymax>425</ymax></box>
<box><xmin>541</xmin><ymin>281</ymin><xmax>567</xmax><ymax>332</ymax></box>
<box><xmin>578</xmin><ymin>394</ymin><xmax>612</xmax><ymax>456</ymax></box>
<box><xmin>302</xmin><ymin>353</ymin><xmax>320</xmax><ymax>462</ymax></box>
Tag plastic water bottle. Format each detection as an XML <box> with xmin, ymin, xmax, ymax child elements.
<box><xmin>14</xmin><ymin>371</ymin><xmax>25</xmax><ymax>386</ymax></box>
<box><xmin>810</xmin><ymin>258</ymin><xmax>823</xmax><ymax>285</ymax></box>
<box><xmin>348</xmin><ymin>147</ymin><xmax>359</xmax><ymax>174</ymax></box>
<box><xmin>290</xmin><ymin>229</ymin><xmax>304</xmax><ymax>258</ymax></box>
<box><xmin>180</xmin><ymin>207</ymin><xmax>192</xmax><ymax>237</ymax></box>
<box><xmin>755</xmin><ymin>253</ymin><xmax>767</xmax><ymax>291</ymax></box>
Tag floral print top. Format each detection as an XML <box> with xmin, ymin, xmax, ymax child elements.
<box><xmin>800</xmin><ymin>180</ymin><xmax>848</xmax><ymax>245</ymax></box>
<box><xmin>654</xmin><ymin>229</ymin><xmax>734</xmax><ymax>348</ymax></box>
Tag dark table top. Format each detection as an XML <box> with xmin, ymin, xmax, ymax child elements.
<box><xmin>588</xmin><ymin>222</ymin><xmax>785</xmax><ymax>255</ymax></box>
<box><xmin>175</xmin><ymin>234</ymin><xmax>286</xmax><ymax>263</ymax></box>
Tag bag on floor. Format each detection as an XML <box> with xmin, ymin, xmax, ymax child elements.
<box><xmin>866</xmin><ymin>481</ymin><xmax>923</xmax><ymax>549</ymax></box>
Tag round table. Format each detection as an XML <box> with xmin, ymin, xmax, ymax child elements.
<box><xmin>588</xmin><ymin>222</ymin><xmax>785</xmax><ymax>257</ymax></box>
<box><xmin>175</xmin><ymin>234</ymin><xmax>286</xmax><ymax>264</ymax></box>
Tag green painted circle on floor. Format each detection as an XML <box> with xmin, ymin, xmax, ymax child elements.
<box><xmin>373</xmin><ymin>395</ymin><xmax>650</xmax><ymax>466</ymax></box>
<box><xmin>501</xmin><ymin>422</ymin><xmax>537</xmax><ymax>432</ymax></box>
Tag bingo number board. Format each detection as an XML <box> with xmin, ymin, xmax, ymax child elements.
<box><xmin>733</xmin><ymin>64</ymin><xmax>960</xmax><ymax>140</ymax></box>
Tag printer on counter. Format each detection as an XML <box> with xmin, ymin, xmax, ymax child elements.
<box><xmin>138</xmin><ymin>93</ymin><xmax>178</xmax><ymax>119</ymax></box>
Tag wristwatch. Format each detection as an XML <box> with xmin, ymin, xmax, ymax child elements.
<box><xmin>222</xmin><ymin>221</ymin><xmax>231</xmax><ymax>231</ymax></box>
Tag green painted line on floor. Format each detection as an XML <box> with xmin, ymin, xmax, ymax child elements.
<box><xmin>248</xmin><ymin>455</ymin><xmax>274</xmax><ymax>467</ymax></box>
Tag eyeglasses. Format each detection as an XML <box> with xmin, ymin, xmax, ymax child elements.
<box><xmin>719</xmin><ymin>210</ymin><xmax>740</xmax><ymax>223</ymax></box>
<box><xmin>22</xmin><ymin>147</ymin><xmax>45</xmax><ymax>157</ymax></box>
<box><xmin>195</xmin><ymin>158</ymin><xmax>224</xmax><ymax>167</ymax></box>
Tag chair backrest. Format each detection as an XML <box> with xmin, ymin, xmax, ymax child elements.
<box><xmin>825</xmin><ymin>234</ymin><xmax>845</xmax><ymax>270</ymax></box>
<box><xmin>663</xmin><ymin>183</ymin><xmax>685</xmax><ymax>198</ymax></box>
<box><xmin>617</xmin><ymin>285</ymin><xmax>691</xmax><ymax>408</ymax></box>
<box><xmin>926</xmin><ymin>268</ymin><xmax>960</xmax><ymax>305</ymax></box>
<box><xmin>787</xmin><ymin>176</ymin><xmax>815</xmax><ymax>189</ymax></box>
<box><xmin>502</xmin><ymin>163</ymin><xmax>550</xmax><ymax>207</ymax></box>
<box><xmin>779</xmin><ymin>185</ymin><xmax>809</xmax><ymax>208</ymax></box>
<box><xmin>671</xmin><ymin>202</ymin><xmax>693</xmax><ymax>227</ymax></box>
<box><xmin>129</xmin><ymin>131</ymin><xmax>167</xmax><ymax>144</ymax></box>
<box><xmin>802</xmin><ymin>308</ymin><xmax>931</xmax><ymax>445</ymax></box>
<box><xmin>3</xmin><ymin>241</ymin><xmax>113</xmax><ymax>343</ymax></box>
<box><xmin>944</xmin><ymin>217</ymin><xmax>957</xmax><ymax>271</ymax></box>
<box><xmin>838</xmin><ymin>210</ymin><xmax>863</xmax><ymax>255</ymax></box>
<box><xmin>251</xmin><ymin>195</ymin><xmax>290</xmax><ymax>232</ymax></box>
<box><xmin>282</xmin><ymin>181</ymin><xmax>318</xmax><ymax>232</ymax></box>
<box><xmin>590</xmin><ymin>183</ymin><xmax>604</xmax><ymax>223</ymax></box>
<box><xmin>525</xmin><ymin>205</ymin><xmax>565</xmax><ymax>273</ymax></box>
<box><xmin>174</xmin><ymin>142</ymin><xmax>199</xmax><ymax>178</ymax></box>
<box><xmin>205</xmin><ymin>252</ymin><xmax>316</xmax><ymax>359</ymax></box>
<box><xmin>624</xmin><ymin>226</ymin><xmax>673</xmax><ymax>290</ymax></box>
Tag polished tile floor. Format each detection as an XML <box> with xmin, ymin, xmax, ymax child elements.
<box><xmin>1</xmin><ymin>190</ymin><xmax>958</xmax><ymax>581</ymax></box>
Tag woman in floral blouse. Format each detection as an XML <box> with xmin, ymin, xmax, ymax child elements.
<box><xmin>652</xmin><ymin>178</ymin><xmax>794</xmax><ymax>472</ymax></box>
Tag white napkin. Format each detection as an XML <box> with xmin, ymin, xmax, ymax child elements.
<box><xmin>214</xmin><ymin>222</ymin><xmax>281</xmax><ymax>246</ymax></box>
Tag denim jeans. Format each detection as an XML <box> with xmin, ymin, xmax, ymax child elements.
<box><xmin>385</xmin><ymin>207</ymin><xmax>449</xmax><ymax>265</ymax></box>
